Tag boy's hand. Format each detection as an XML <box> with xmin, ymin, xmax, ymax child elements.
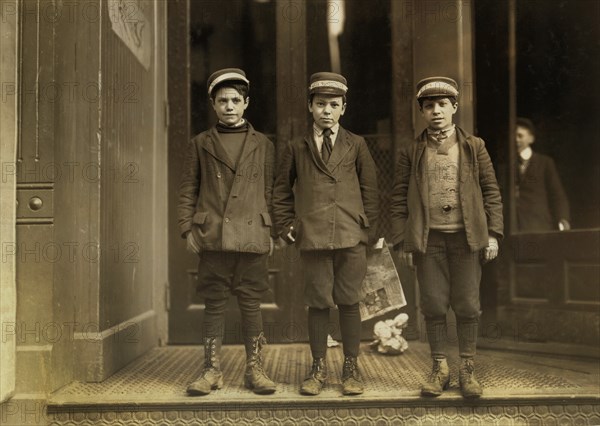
<box><xmin>483</xmin><ymin>236</ymin><xmax>499</xmax><ymax>261</ymax></box>
<box><xmin>186</xmin><ymin>231</ymin><xmax>200</xmax><ymax>254</ymax></box>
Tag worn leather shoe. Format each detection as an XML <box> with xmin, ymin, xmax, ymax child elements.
<box><xmin>459</xmin><ymin>358</ymin><xmax>482</xmax><ymax>399</ymax></box>
<box><xmin>300</xmin><ymin>358</ymin><xmax>327</xmax><ymax>395</ymax></box>
<box><xmin>187</xmin><ymin>337</ymin><xmax>223</xmax><ymax>396</ymax></box>
<box><xmin>244</xmin><ymin>333</ymin><xmax>276</xmax><ymax>394</ymax></box>
<box><xmin>421</xmin><ymin>357</ymin><xmax>450</xmax><ymax>397</ymax></box>
<box><xmin>187</xmin><ymin>367</ymin><xmax>224</xmax><ymax>395</ymax></box>
<box><xmin>341</xmin><ymin>356</ymin><xmax>364</xmax><ymax>395</ymax></box>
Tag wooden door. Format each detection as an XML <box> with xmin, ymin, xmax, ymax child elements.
<box><xmin>478</xmin><ymin>0</ymin><xmax>600</xmax><ymax>348</ymax></box>
<box><xmin>167</xmin><ymin>0</ymin><xmax>306</xmax><ymax>344</ymax></box>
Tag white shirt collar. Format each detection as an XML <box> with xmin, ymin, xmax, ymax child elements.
<box><xmin>520</xmin><ymin>146</ymin><xmax>533</xmax><ymax>161</ymax></box>
<box><xmin>313</xmin><ymin>122</ymin><xmax>340</xmax><ymax>137</ymax></box>
<box><xmin>427</xmin><ymin>124</ymin><xmax>456</xmax><ymax>137</ymax></box>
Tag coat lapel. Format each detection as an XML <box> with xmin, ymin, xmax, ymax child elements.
<box><xmin>326</xmin><ymin>127</ymin><xmax>352</xmax><ymax>171</ymax></box>
<box><xmin>415</xmin><ymin>130</ymin><xmax>428</xmax><ymax>208</ymax></box>
<box><xmin>304</xmin><ymin>133</ymin><xmax>334</xmax><ymax>178</ymax></box>
<box><xmin>456</xmin><ymin>128</ymin><xmax>472</xmax><ymax>183</ymax></box>
<box><xmin>238</xmin><ymin>123</ymin><xmax>260</xmax><ymax>165</ymax></box>
<box><xmin>202</xmin><ymin>127</ymin><xmax>236</xmax><ymax>171</ymax></box>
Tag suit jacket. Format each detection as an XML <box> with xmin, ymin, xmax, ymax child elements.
<box><xmin>517</xmin><ymin>152</ymin><xmax>570</xmax><ymax>232</ymax></box>
<box><xmin>178</xmin><ymin>124</ymin><xmax>276</xmax><ymax>254</ymax></box>
<box><xmin>390</xmin><ymin>126</ymin><xmax>504</xmax><ymax>253</ymax></box>
<box><xmin>273</xmin><ymin>126</ymin><xmax>379</xmax><ymax>250</ymax></box>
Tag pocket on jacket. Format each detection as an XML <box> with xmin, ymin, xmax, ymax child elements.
<box><xmin>260</xmin><ymin>212</ymin><xmax>272</xmax><ymax>227</ymax></box>
<box><xmin>358</xmin><ymin>212</ymin><xmax>370</xmax><ymax>228</ymax></box>
<box><xmin>192</xmin><ymin>211</ymin><xmax>209</xmax><ymax>238</ymax></box>
<box><xmin>193</xmin><ymin>211</ymin><xmax>208</xmax><ymax>224</ymax></box>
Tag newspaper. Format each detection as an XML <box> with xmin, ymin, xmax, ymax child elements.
<box><xmin>359</xmin><ymin>238</ymin><xmax>407</xmax><ymax>321</ymax></box>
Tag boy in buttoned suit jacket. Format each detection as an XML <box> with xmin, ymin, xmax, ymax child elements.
<box><xmin>273</xmin><ymin>72</ymin><xmax>379</xmax><ymax>396</ymax></box>
<box><xmin>178</xmin><ymin>68</ymin><xmax>277</xmax><ymax>396</ymax></box>
<box><xmin>390</xmin><ymin>76</ymin><xmax>503</xmax><ymax>399</ymax></box>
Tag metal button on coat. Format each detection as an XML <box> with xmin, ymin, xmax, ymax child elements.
<box><xmin>224</xmin><ymin>218</ymin><xmax>230</xmax><ymax>223</ymax></box>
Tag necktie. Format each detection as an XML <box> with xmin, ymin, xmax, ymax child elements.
<box><xmin>518</xmin><ymin>157</ymin><xmax>528</xmax><ymax>175</ymax></box>
<box><xmin>431</xmin><ymin>129</ymin><xmax>453</xmax><ymax>155</ymax></box>
<box><xmin>322</xmin><ymin>128</ymin><xmax>333</xmax><ymax>163</ymax></box>
<box><xmin>434</xmin><ymin>129</ymin><xmax>449</xmax><ymax>143</ymax></box>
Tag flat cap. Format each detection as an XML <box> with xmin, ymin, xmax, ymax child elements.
<box><xmin>416</xmin><ymin>76</ymin><xmax>459</xmax><ymax>99</ymax></box>
<box><xmin>207</xmin><ymin>68</ymin><xmax>249</xmax><ymax>95</ymax></box>
<box><xmin>309</xmin><ymin>72</ymin><xmax>348</xmax><ymax>96</ymax></box>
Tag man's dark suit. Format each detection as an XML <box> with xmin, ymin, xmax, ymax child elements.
<box><xmin>517</xmin><ymin>152</ymin><xmax>570</xmax><ymax>232</ymax></box>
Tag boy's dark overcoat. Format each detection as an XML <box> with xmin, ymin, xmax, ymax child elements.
<box><xmin>273</xmin><ymin>126</ymin><xmax>379</xmax><ymax>250</ymax></box>
<box><xmin>178</xmin><ymin>124</ymin><xmax>275</xmax><ymax>254</ymax></box>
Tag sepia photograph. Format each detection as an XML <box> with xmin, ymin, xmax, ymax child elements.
<box><xmin>1</xmin><ymin>0</ymin><xmax>599</xmax><ymax>424</ymax></box>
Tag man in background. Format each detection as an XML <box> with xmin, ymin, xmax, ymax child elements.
<box><xmin>515</xmin><ymin>117</ymin><xmax>570</xmax><ymax>232</ymax></box>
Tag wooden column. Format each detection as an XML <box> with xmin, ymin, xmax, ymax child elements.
<box><xmin>390</xmin><ymin>0</ymin><xmax>420</xmax><ymax>340</ymax></box>
<box><xmin>275</xmin><ymin>0</ymin><xmax>307</xmax><ymax>154</ymax></box>
<box><xmin>0</xmin><ymin>0</ymin><xmax>18</xmax><ymax>403</ymax></box>
<box><xmin>507</xmin><ymin>0</ymin><xmax>517</xmax><ymax>235</ymax></box>
<box><xmin>391</xmin><ymin>0</ymin><xmax>415</xmax><ymax>162</ymax></box>
<box><xmin>167</xmin><ymin>0</ymin><xmax>192</xmax><ymax>343</ymax></box>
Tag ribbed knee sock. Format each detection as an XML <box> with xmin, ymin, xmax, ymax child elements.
<box><xmin>308</xmin><ymin>307</ymin><xmax>330</xmax><ymax>358</ymax></box>
<box><xmin>338</xmin><ymin>303</ymin><xmax>361</xmax><ymax>357</ymax></box>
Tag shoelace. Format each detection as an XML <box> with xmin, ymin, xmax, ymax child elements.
<box><xmin>461</xmin><ymin>362</ymin><xmax>475</xmax><ymax>383</ymax></box>
<box><xmin>429</xmin><ymin>361</ymin><xmax>445</xmax><ymax>381</ymax></box>
<box><xmin>343</xmin><ymin>359</ymin><xmax>359</xmax><ymax>379</ymax></box>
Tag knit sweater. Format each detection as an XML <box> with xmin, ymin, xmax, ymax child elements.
<box><xmin>426</xmin><ymin>131</ymin><xmax>465</xmax><ymax>231</ymax></box>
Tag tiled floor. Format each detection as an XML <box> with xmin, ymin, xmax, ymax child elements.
<box><xmin>50</xmin><ymin>341</ymin><xmax>599</xmax><ymax>405</ymax></box>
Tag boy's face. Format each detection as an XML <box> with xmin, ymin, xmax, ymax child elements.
<box><xmin>309</xmin><ymin>95</ymin><xmax>346</xmax><ymax>129</ymax></box>
<box><xmin>420</xmin><ymin>97</ymin><xmax>457</xmax><ymax>130</ymax></box>
<box><xmin>516</xmin><ymin>125</ymin><xmax>535</xmax><ymax>153</ymax></box>
<box><xmin>211</xmin><ymin>87</ymin><xmax>249</xmax><ymax>126</ymax></box>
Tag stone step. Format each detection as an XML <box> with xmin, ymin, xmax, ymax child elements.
<box><xmin>46</xmin><ymin>342</ymin><xmax>600</xmax><ymax>425</ymax></box>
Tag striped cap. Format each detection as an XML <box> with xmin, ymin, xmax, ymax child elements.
<box><xmin>416</xmin><ymin>76</ymin><xmax>459</xmax><ymax>100</ymax></box>
<box><xmin>309</xmin><ymin>72</ymin><xmax>348</xmax><ymax>96</ymax></box>
<box><xmin>207</xmin><ymin>68</ymin><xmax>249</xmax><ymax>96</ymax></box>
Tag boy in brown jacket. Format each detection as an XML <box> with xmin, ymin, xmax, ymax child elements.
<box><xmin>273</xmin><ymin>72</ymin><xmax>379</xmax><ymax>396</ymax></box>
<box><xmin>390</xmin><ymin>76</ymin><xmax>503</xmax><ymax>399</ymax></box>
<box><xmin>178</xmin><ymin>68</ymin><xmax>276</xmax><ymax>396</ymax></box>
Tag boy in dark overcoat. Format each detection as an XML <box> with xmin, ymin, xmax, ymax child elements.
<box><xmin>273</xmin><ymin>72</ymin><xmax>379</xmax><ymax>396</ymax></box>
<box><xmin>178</xmin><ymin>68</ymin><xmax>277</xmax><ymax>396</ymax></box>
<box><xmin>390</xmin><ymin>76</ymin><xmax>503</xmax><ymax>399</ymax></box>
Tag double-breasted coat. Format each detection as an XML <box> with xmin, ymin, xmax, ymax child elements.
<box><xmin>390</xmin><ymin>126</ymin><xmax>504</xmax><ymax>253</ymax></box>
<box><xmin>178</xmin><ymin>124</ymin><xmax>276</xmax><ymax>254</ymax></box>
<box><xmin>273</xmin><ymin>126</ymin><xmax>379</xmax><ymax>250</ymax></box>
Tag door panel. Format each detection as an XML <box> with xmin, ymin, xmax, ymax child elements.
<box><xmin>498</xmin><ymin>231</ymin><xmax>600</xmax><ymax>345</ymax></box>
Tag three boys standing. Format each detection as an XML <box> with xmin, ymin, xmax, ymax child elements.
<box><xmin>178</xmin><ymin>69</ymin><xmax>503</xmax><ymax>399</ymax></box>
